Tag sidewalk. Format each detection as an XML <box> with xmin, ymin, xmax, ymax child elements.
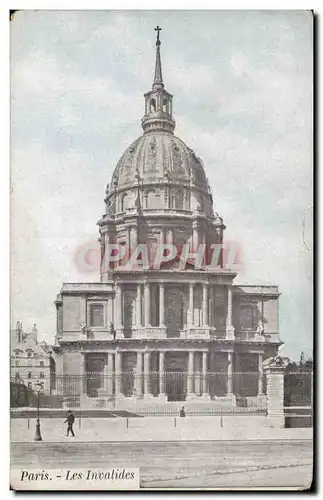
<box><xmin>11</xmin><ymin>416</ymin><xmax>313</xmax><ymax>443</ymax></box>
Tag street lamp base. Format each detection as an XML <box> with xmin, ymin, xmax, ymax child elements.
<box><xmin>35</xmin><ymin>420</ymin><xmax>42</xmax><ymax>441</ymax></box>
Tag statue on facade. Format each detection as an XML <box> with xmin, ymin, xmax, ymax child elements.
<box><xmin>257</xmin><ymin>319</ymin><xmax>265</xmax><ymax>335</ymax></box>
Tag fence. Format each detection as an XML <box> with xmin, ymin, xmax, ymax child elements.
<box><xmin>11</xmin><ymin>371</ymin><xmax>266</xmax><ymax>412</ymax></box>
<box><xmin>284</xmin><ymin>371</ymin><xmax>313</xmax><ymax>428</ymax></box>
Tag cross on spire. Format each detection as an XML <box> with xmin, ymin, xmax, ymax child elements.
<box><xmin>155</xmin><ymin>25</ymin><xmax>162</xmax><ymax>45</ymax></box>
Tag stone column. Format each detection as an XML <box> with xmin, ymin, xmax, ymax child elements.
<box><xmin>226</xmin><ymin>285</ymin><xmax>235</xmax><ymax>339</ymax></box>
<box><xmin>202</xmin><ymin>351</ymin><xmax>208</xmax><ymax>396</ymax></box>
<box><xmin>103</xmin><ymin>356</ymin><xmax>109</xmax><ymax>392</ymax></box>
<box><xmin>202</xmin><ymin>283</ymin><xmax>208</xmax><ymax>326</ymax></box>
<box><xmin>166</xmin><ymin>228</ymin><xmax>173</xmax><ymax>245</ymax></box>
<box><xmin>136</xmin><ymin>283</ymin><xmax>142</xmax><ymax>327</ymax></box>
<box><xmin>192</xmin><ymin>222</ymin><xmax>199</xmax><ymax>252</ymax></box>
<box><xmin>159</xmin><ymin>351</ymin><xmax>165</xmax><ymax>396</ymax></box>
<box><xmin>159</xmin><ymin>283</ymin><xmax>165</xmax><ymax>327</ymax></box>
<box><xmin>107</xmin><ymin>353</ymin><xmax>113</xmax><ymax>395</ymax></box>
<box><xmin>263</xmin><ymin>360</ymin><xmax>287</xmax><ymax>427</ymax></box>
<box><xmin>227</xmin><ymin>352</ymin><xmax>233</xmax><ymax>395</ymax></box>
<box><xmin>187</xmin><ymin>282</ymin><xmax>194</xmax><ymax>327</ymax></box>
<box><xmin>187</xmin><ymin>351</ymin><xmax>194</xmax><ymax>396</ymax></box>
<box><xmin>208</xmin><ymin>286</ymin><xmax>214</xmax><ymax>327</ymax></box>
<box><xmin>258</xmin><ymin>353</ymin><xmax>264</xmax><ymax>395</ymax></box>
<box><xmin>144</xmin><ymin>281</ymin><xmax>150</xmax><ymax>326</ymax></box>
<box><xmin>135</xmin><ymin>351</ymin><xmax>143</xmax><ymax>396</ymax></box>
<box><xmin>144</xmin><ymin>351</ymin><xmax>150</xmax><ymax>396</ymax></box>
<box><xmin>80</xmin><ymin>353</ymin><xmax>86</xmax><ymax>397</ymax></box>
<box><xmin>130</xmin><ymin>226</ymin><xmax>138</xmax><ymax>253</ymax></box>
<box><xmin>115</xmin><ymin>281</ymin><xmax>123</xmax><ymax>328</ymax></box>
<box><xmin>115</xmin><ymin>349</ymin><xmax>122</xmax><ymax>397</ymax></box>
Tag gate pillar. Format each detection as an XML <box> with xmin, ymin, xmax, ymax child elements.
<box><xmin>263</xmin><ymin>356</ymin><xmax>289</xmax><ymax>428</ymax></box>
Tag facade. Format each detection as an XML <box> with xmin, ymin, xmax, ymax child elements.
<box><xmin>54</xmin><ymin>31</ymin><xmax>282</xmax><ymax>409</ymax></box>
<box><xmin>10</xmin><ymin>322</ymin><xmax>56</xmax><ymax>393</ymax></box>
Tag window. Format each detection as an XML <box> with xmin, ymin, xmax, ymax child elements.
<box><xmin>15</xmin><ymin>360</ymin><xmax>19</xmax><ymax>366</ymax></box>
<box><xmin>172</xmin><ymin>190</ymin><xmax>184</xmax><ymax>210</ymax></box>
<box><xmin>15</xmin><ymin>372</ymin><xmax>19</xmax><ymax>379</ymax></box>
<box><xmin>28</xmin><ymin>372</ymin><xmax>32</xmax><ymax>379</ymax></box>
<box><xmin>162</xmin><ymin>98</ymin><xmax>168</xmax><ymax>113</ymax></box>
<box><xmin>240</xmin><ymin>305</ymin><xmax>255</xmax><ymax>329</ymax></box>
<box><xmin>40</xmin><ymin>361</ymin><xmax>44</xmax><ymax>367</ymax></box>
<box><xmin>90</xmin><ymin>304</ymin><xmax>104</xmax><ymax>327</ymax></box>
<box><xmin>150</xmin><ymin>98</ymin><xmax>156</xmax><ymax>112</ymax></box>
<box><xmin>28</xmin><ymin>382</ymin><xmax>32</xmax><ymax>389</ymax></box>
<box><xmin>27</xmin><ymin>352</ymin><xmax>32</xmax><ymax>358</ymax></box>
<box><xmin>39</xmin><ymin>372</ymin><xmax>45</xmax><ymax>379</ymax></box>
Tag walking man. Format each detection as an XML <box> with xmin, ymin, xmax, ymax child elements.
<box><xmin>64</xmin><ymin>410</ymin><xmax>75</xmax><ymax>437</ymax></box>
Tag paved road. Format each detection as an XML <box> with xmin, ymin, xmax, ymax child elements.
<box><xmin>11</xmin><ymin>440</ymin><xmax>313</xmax><ymax>489</ymax></box>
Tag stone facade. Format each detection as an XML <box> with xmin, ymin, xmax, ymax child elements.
<box><xmin>54</xmin><ymin>32</ymin><xmax>282</xmax><ymax>409</ymax></box>
<box><xmin>11</xmin><ymin>323</ymin><xmax>55</xmax><ymax>393</ymax></box>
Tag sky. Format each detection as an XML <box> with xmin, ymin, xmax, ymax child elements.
<box><xmin>10</xmin><ymin>10</ymin><xmax>313</xmax><ymax>360</ymax></box>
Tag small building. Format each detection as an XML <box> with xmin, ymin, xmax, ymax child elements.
<box><xmin>10</xmin><ymin>322</ymin><xmax>56</xmax><ymax>393</ymax></box>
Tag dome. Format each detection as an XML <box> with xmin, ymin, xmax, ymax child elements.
<box><xmin>103</xmin><ymin>29</ymin><xmax>214</xmax><ymax>219</ymax></box>
<box><xmin>110</xmin><ymin>132</ymin><xmax>209</xmax><ymax>192</ymax></box>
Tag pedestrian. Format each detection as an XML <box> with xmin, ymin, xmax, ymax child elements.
<box><xmin>64</xmin><ymin>410</ymin><xmax>75</xmax><ymax>437</ymax></box>
<box><xmin>180</xmin><ymin>406</ymin><xmax>186</xmax><ymax>417</ymax></box>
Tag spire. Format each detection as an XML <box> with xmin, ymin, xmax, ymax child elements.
<box><xmin>141</xmin><ymin>27</ymin><xmax>175</xmax><ymax>134</ymax></box>
<box><xmin>153</xmin><ymin>25</ymin><xmax>163</xmax><ymax>89</ymax></box>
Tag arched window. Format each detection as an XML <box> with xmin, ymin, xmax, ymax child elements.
<box><xmin>150</xmin><ymin>99</ymin><xmax>156</xmax><ymax>112</ymax></box>
<box><xmin>90</xmin><ymin>304</ymin><xmax>104</xmax><ymax>327</ymax></box>
<box><xmin>172</xmin><ymin>190</ymin><xmax>184</xmax><ymax>210</ymax></box>
<box><xmin>162</xmin><ymin>98</ymin><xmax>168</xmax><ymax>113</ymax></box>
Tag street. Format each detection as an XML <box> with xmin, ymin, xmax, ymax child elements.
<box><xmin>11</xmin><ymin>440</ymin><xmax>313</xmax><ymax>489</ymax></box>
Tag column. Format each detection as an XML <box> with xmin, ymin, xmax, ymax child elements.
<box><xmin>136</xmin><ymin>283</ymin><xmax>142</xmax><ymax>327</ymax></box>
<box><xmin>187</xmin><ymin>351</ymin><xmax>194</xmax><ymax>395</ymax></box>
<box><xmin>187</xmin><ymin>282</ymin><xmax>194</xmax><ymax>327</ymax></box>
<box><xmin>202</xmin><ymin>351</ymin><xmax>208</xmax><ymax>395</ymax></box>
<box><xmin>144</xmin><ymin>351</ymin><xmax>150</xmax><ymax>396</ymax></box>
<box><xmin>227</xmin><ymin>352</ymin><xmax>233</xmax><ymax>395</ymax></box>
<box><xmin>258</xmin><ymin>353</ymin><xmax>264</xmax><ymax>395</ymax></box>
<box><xmin>192</xmin><ymin>222</ymin><xmax>199</xmax><ymax>252</ymax></box>
<box><xmin>159</xmin><ymin>351</ymin><xmax>165</xmax><ymax>395</ymax></box>
<box><xmin>144</xmin><ymin>281</ymin><xmax>150</xmax><ymax>326</ymax></box>
<box><xmin>107</xmin><ymin>353</ymin><xmax>113</xmax><ymax>395</ymax></box>
<box><xmin>202</xmin><ymin>283</ymin><xmax>208</xmax><ymax>326</ymax></box>
<box><xmin>103</xmin><ymin>356</ymin><xmax>109</xmax><ymax>391</ymax></box>
<box><xmin>166</xmin><ymin>228</ymin><xmax>173</xmax><ymax>245</ymax></box>
<box><xmin>130</xmin><ymin>226</ymin><xmax>138</xmax><ymax>253</ymax></box>
<box><xmin>159</xmin><ymin>283</ymin><xmax>165</xmax><ymax>327</ymax></box>
<box><xmin>115</xmin><ymin>349</ymin><xmax>122</xmax><ymax>396</ymax></box>
<box><xmin>135</xmin><ymin>351</ymin><xmax>143</xmax><ymax>396</ymax></box>
<box><xmin>209</xmin><ymin>287</ymin><xmax>214</xmax><ymax>327</ymax></box>
<box><xmin>226</xmin><ymin>285</ymin><xmax>235</xmax><ymax>339</ymax></box>
<box><xmin>80</xmin><ymin>353</ymin><xmax>86</xmax><ymax>396</ymax></box>
<box><xmin>115</xmin><ymin>281</ymin><xmax>123</xmax><ymax>328</ymax></box>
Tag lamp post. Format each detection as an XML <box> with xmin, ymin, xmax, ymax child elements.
<box><xmin>35</xmin><ymin>381</ymin><xmax>42</xmax><ymax>441</ymax></box>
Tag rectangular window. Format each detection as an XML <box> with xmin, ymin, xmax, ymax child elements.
<box><xmin>15</xmin><ymin>360</ymin><xmax>19</xmax><ymax>366</ymax></box>
<box><xmin>28</xmin><ymin>372</ymin><xmax>32</xmax><ymax>379</ymax></box>
<box><xmin>15</xmin><ymin>372</ymin><xmax>19</xmax><ymax>379</ymax></box>
<box><xmin>27</xmin><ymin>352</ymin><xmax>32</xmax><ymax>358</ymax></box>
<box><xmin>39</xmin><ymin>372</ymin><xmax>45</xmax><ymax>379</ymax></box>
<box><xmin>90</xmin><ymin>304</ymin><xmax>104</xmax><ymax>327</ymax></box>
<box><xmin>240</xmin><ymin>305</ymin><xmax>254</xmax><ymax>329</ymax></box>
<box><xmin>28</xmin><ymin>382</ymin><xmax>32</xmax><ymax>389</ymax></box>
<box><xmin>40</xmin><ymin>361</ymin><xmax>44</xmax><ymax>367</ymax></box>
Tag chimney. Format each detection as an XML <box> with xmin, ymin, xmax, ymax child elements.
<box><xmin>31</xmin><ymin>324</ymin><xmax>38</xmax><ymax>342</ymax></box>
